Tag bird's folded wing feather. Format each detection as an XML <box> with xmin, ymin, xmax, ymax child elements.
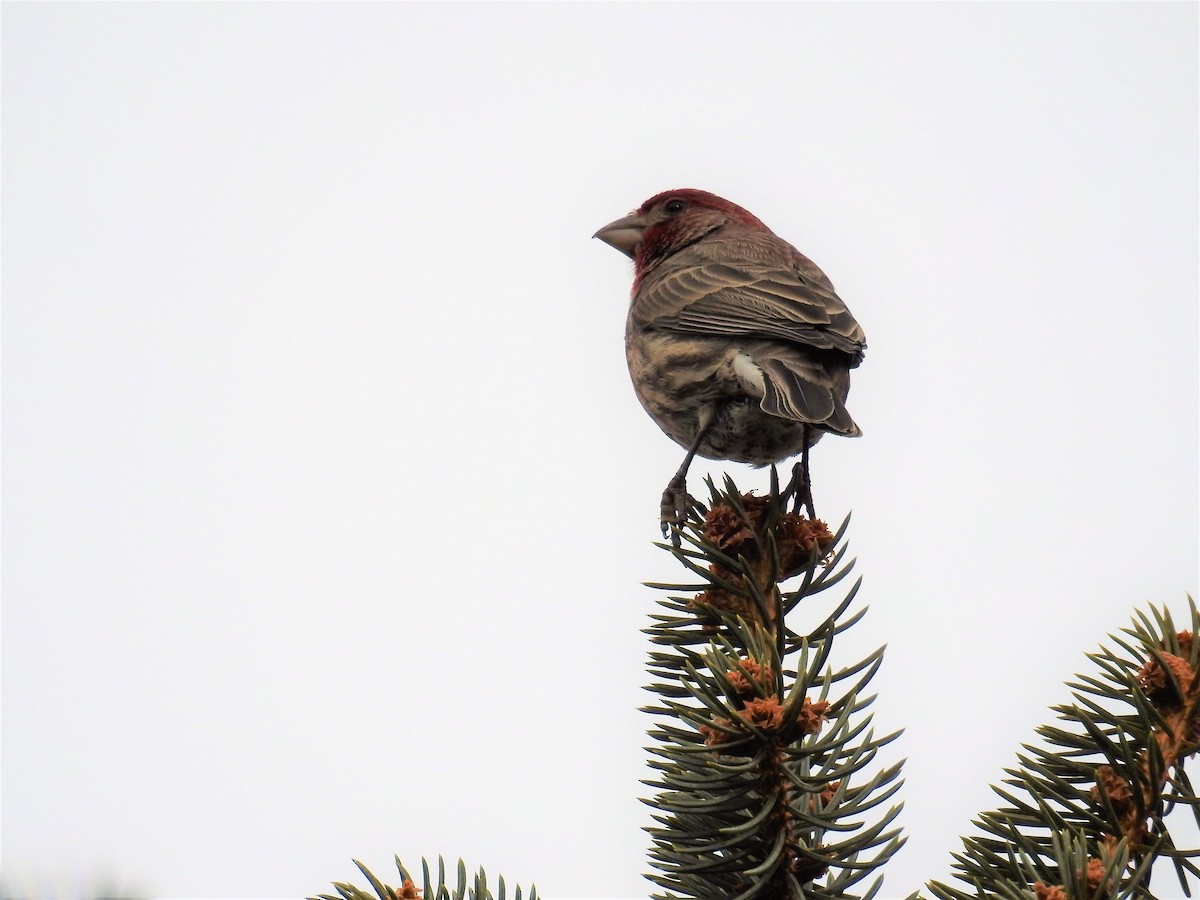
<box><xmin>635</xmin><ymin>262</ymin><xmax>866</xmax><ymax>363</ymax></box>
<box><xmin>756</xmin><ymin>356</ymin><xmax>861</xmax><ymax>435</ymax></box>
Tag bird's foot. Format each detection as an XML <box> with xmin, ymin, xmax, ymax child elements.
<box><xmin>785</xmin><ymin>462</ymin><xmax>803</xmax><ymax>512</ymax></box>
<box><xmin>660</xmin><ymin>476</ymin><xmax>692</xmax><ymax>545</ymax></box>
<box><xmin>787</xmin><ymin>461</ymin><xmax>817</xmax><ymax>520</ymax></box>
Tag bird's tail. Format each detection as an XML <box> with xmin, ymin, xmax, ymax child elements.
<box><xmin>754</xmin><ymin>355</ymin><xmax>861</xmax><ymax>437</ymax></box>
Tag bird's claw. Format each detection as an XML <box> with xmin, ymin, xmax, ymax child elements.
<box><xmin>660</xmin><ymin>479</ymin><xmax>691</xmax><ymax>546</ymax></box>
<box><xmin>786</xmin><ymin>461</ymin><xmax>817</xmax><ymax>520</ymax></box>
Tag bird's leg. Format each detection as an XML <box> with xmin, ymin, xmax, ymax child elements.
<box><xmin>661</xmin><ymin>405</ymin><xmax>716</xmax><ymax>541</ymax></box>
<box><xmin>798</xmin><ymin>424</ymin><xmax>815</xmax><ymax>520</ymax></box>
<box><xmin>782</xmin><ymin>424</ymin><xmax>811</xmax><ymax>511</ymax></box>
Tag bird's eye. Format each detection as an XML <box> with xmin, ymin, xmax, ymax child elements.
<box><xmin>663</xmin><ymin>199</ymin><xmax>687</xmax><ymax>215</ymax></box>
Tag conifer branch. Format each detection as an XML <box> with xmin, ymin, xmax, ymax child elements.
<box><xmin>927</xmin><ymin>598</ymin><xmax>1200</xmax><ymax>900</ymax></box>
<box><xmin>643</xmin><ymin>470</ymin><xmax>905</xmax><ymax>899</ymax></box>
<box><xmin>309</xmin><ymin>857</ymin><xmax>537</xmax><ymax>900</ymax></box>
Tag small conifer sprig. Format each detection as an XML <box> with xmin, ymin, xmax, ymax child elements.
<box><xmin>928</xmin><ymin>598</ymin><xmax>1200</xmax><ymax>900</ymax></box>
<box><xmin>310</xmin><ymin>857</ymin><xmax>537</xmax><ymax>900</ymax></box>
<box><xmin>642</xmin><ymin>470</ymin><xmax>905</xmax><ymax>899</ymax></box>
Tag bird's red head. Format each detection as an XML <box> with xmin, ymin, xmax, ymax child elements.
<box><xmin>594</xmin><ymin>189</ymin><xmax>769</xmax><ymax>283</ymax></box>
<box><xmin>634</xmin><ymin>189</ymin><xmax>764</xmax><ymax>226</ymax></box>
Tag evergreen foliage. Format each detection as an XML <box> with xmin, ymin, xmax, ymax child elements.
<box><xmin>928</xmin><ymin>600</ymin><xmax>1200</xmax><ymax>900</ymax></box>
<box><xmin>641</xmin><ymin>470</ymin><xmax>904</xmax><ymax>899</ymax></box>
<box><xmin>315</xmin><ymin>475</ymin><xmax>1197</xmax><ymax>900</ymax></box>
<box><xmin>311</xmin><ymin>857</ymin><xmax>537</xmax><ymax>900</ymax></box>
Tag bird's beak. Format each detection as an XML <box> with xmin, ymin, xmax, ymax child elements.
<box><xmin>593</xmin><ymin>211</ymin><xmax>647</xmax><ymax>259</ymax></box>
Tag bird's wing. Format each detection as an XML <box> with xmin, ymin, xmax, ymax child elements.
<box><xmin>634</xmin><ymin>262</ymin><xmax>866</xmax><ymax>364</ymax></box>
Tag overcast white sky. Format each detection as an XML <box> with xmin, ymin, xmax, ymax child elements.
<box><xmin>3</xmin><ymin>3</ymin><xmax>1197</xmax><ymax>899</ymax></box>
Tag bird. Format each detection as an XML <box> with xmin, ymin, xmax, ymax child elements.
<box><xmin>593</xmin><ymin>188</ymin><xmax>865</xmax><ymax>537</ymax></box>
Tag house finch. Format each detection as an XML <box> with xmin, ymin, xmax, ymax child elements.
<box><xmin>594</xmin><ymin>189</ymin><xmax>865</xmax><ymax>536</ymax></box>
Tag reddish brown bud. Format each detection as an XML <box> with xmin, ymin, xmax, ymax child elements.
<box><xmin>1179</xmin><ymin>630</ymin><xmax>1195</xmax><ymax>654</ymax></box>
<box><xmin>807</xmin><ymin>780</ymin><xmax>842</xmax><ymax>812</ymax></box>
<box><xmin>1083</xmin><ymin>857</ymin><xmax>1109</xmax><ymax>893</ymax></box>
<box><xmin>787</xmin><ymin>845</ymin><xmax>831</xmax><ymax>882</ymax></box>
<box><xmin>1032</xmin><ymin>883</ymin><xmax>1067</xmax><ymax>900</ymax></box>
<box><xmin>740</xmin><ymin>696</ymin><xmax>784</xmax><ymax>731</ymax></box>
<box><xmin>796</xmin><ymin>698</ymin><xmax>831</xmax><ymax>735</ymax></box>
<box><xmin>725</xmin><ymin>658</ymin><xmax>774</xmax><ymax>697</ymax></box>
<box><xmin>396</xmin><ymin>879</ymin><xmax>421</xmax><ymax>899</ymax></box>
<box><xmin>702</xmin><ymin>503</ymin><xmax>758</xmax><ymax>555</ymax></box>
<box><xmin>819</xmin><ymin>781</ymin><xmax>840</xmax><ymax>806</ymax></box>
<box><xmin>1138</xmin><ymin>651</ymin><xmax>1195</xmax><ymax>708</ymax></box>
<box><xmin>776</xmin><ymin>514</ymin><xmax>835</xmax><ymax>575</ymax></box>
<box><xmin>699</xmin><ymin>717</ymin><xmax>737</xmax><ymax>747</ymax></box>
<box><xmin>692</xmin><ymin>567</ymin><xmax>755</xmax><ymax>621</ymax></box>
<box><xmin>1091</xmin><ymin>764</ymin><xmax>1135</xmax><ymax>815</ymax></box>
<box><xmin>739</xmin><ymin>493</ymin><xmax>772</xmax><ymax>520</ymax></box>
<box><xmin>725</xmin><ymin>668</ymin><xmax>753</xmax><ymax>695</ymax></box>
